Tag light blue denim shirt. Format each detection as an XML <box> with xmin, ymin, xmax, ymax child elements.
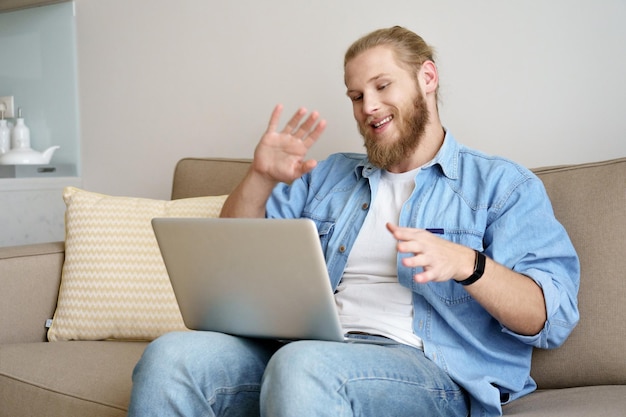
<box><xmin>265</xmin><ymin>132</ymin><xmax>580</xmax><ymax>416</ymax></box>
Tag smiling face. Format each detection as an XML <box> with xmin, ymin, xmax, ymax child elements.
<box><xmin>345</xmin><ymin>46</ymin><xmax>429</xmax><ymax>170</ymax></box>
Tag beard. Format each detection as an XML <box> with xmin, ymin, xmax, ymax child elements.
<box><xmin>359</xmin><ymin>90</ymin><xmax>429</xmax><ymax>170</ymax></box>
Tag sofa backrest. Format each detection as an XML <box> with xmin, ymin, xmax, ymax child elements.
<box><xmin>171</xmin><ymin>157</ymin><xmax>252</xmax><ymax>199</ymax></box>
<box><xmin>530</xmin><ymin>157</ymin><xmax>626</xmax><ymax>389</ymax></box>
<box><xmin>171</xmin><ymin>156</ymin><xmax>626</xmax><ymax>390</ymax></box>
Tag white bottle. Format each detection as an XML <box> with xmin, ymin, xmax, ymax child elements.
<box><xmin>11</xmin><ymin>108</ymin><xmax>30</xmax><ymax>149</ymax></box>
<box><xmin>0</xmin><ymin>119</ymin><xmax>10</xmax><ymax>154</ymax></box>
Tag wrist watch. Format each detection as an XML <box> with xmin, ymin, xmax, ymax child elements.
<box><xmin>458</xmin><ymin>250</ymin><xmax>486</xmax><ymax>286</ymax></box>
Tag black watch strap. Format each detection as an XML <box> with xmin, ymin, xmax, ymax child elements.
<box><xmin>458</xmin><ymin>250</ymin><xmax>486</xmax><ymax>286</ymax></box>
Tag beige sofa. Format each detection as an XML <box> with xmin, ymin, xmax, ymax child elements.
<box><xmin>1</xmin><ymin>156</ymin><xmax>624</xmax><ymax>417</ymax></box>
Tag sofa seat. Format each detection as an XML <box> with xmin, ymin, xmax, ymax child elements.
<box><xmin>0</xmin><ymin>341</ymin><xmax>147</xmax><ymax>417</ymax></box>
<box><xmin>502</xmin><ymin>385</ymin><xmax>626</xmax><ymax>416</ymax></box>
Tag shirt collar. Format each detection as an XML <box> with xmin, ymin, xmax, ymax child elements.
<box><xmin>424</xmin><ymin>129</ymin><xmax>460</xmax><ymax>180</ymax></box>
<box><xmin>355</xmin><ymin>129</ymin><xmax>461</xmax><ymax>180</ymax></box>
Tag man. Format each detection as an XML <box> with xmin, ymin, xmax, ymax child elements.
<box><xmin>129</xmin><ymin>26</ymin><xmax>579</xmax><ymax>417</ymax></box>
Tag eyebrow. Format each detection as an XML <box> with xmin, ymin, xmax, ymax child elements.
<box><xmin>346</xmin><ymin>73</ymin><xmax>391</xmax><ymax>96</ymax></box>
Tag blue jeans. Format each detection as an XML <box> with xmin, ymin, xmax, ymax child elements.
<box><xmin>128</xmin><ymin>331</ymin><xmax>469</xmax><ymax>417</ymax></box>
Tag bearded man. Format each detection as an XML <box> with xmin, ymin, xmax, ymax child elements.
<box><xmin>129</xmin><ymin>26</ymin><xmax>579</xmax><ymax>417</ymax></box>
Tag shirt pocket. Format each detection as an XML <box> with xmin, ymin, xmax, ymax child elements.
<box><xmin>303</xmin><ymin>217</ymin><xmax>335</xmax><ymax>254</ymax></box>
<box><xmin>421</xmin><ymin>228</ymin><xmax>484</xmax><ymax>305</ymax></box>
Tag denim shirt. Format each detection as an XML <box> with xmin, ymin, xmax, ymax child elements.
<box><xmin>265</xmin><ymin>132</ymin><xmax>580</xmax><ymax>417</ymax></box>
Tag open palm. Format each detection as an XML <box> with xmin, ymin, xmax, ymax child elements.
<box><xmin>253</xmin><ymin>104</ymin><xmax>327</xmax><ymax>184</ymax></box>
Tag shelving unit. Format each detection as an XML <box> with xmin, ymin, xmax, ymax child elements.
<box><xmin>0</xmin><ymin>0</ymin><xmax>69</xmax><ymax>13</ymax></box>
<box><xmin>0</xmin><ymin>176</ymin><xmax>81</xmax><ymax>247</ymax></box>
<box><xmin>0</xmin><ymin>2</ymin><xmax>79</xmax><ymax>247</ymax></box>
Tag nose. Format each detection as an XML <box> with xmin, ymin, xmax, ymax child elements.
<box><xmin>361</xmin><ymin>93</ymin><xmax>380</xmax><ymax>116</ymax></box>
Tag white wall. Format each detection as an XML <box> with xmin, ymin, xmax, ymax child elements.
<box><xmin>75</xmin><ymin>0</ymin><xmax>626</xmax><ymax>200</ymax></box>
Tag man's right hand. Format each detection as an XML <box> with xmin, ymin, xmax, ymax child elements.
<box><xmin>251</xmin><ymin>104</ymin><xmax>326</xmax><ymax>185</ymax></box>
<box><xmin>220</xmin><ymin>105</ymin><xmax>326</xmax><ymax>219</ymax></box>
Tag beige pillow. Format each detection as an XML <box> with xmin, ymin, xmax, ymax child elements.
<box><xmin>47</xmin><ymin>187</ymin><xmax>227</xmax><ymax>342</ymax></box>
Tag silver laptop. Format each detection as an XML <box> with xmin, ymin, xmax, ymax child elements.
<box><xmin>152</xmin><ymin>217</ymin><xmax>395</xmax><ymax>344</ymax></box>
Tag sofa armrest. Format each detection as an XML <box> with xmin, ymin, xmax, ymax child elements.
<box><xmin>0</xmin><ymin>242</ymin><xmax>65</xmax><ymax>344</ymax></box>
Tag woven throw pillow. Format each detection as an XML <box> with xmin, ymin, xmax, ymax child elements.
<box><xmin>47</xmin><ymin>187</ymin><xmax>227</xmax><ymax>342</ymax></box>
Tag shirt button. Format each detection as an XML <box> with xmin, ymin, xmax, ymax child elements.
<box><xmin>339</xmin><ymin>245</ymin><xmax>346</xmax><ymax>253</ymax></box>
<box><xmin>361</xmin><ymin>202</ymin><xmax>369</xmax><ymax>210</ymax></box>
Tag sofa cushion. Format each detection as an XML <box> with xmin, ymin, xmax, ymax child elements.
<box><xmin>0</xmin><ymin>341</ymin><xmax>147</xmax><ymax>417</ymax></box>
<box><xmin>501</xmin><ymin>385</ymin><xmax>626</xmax><ymax>416</ymax></box>
<box><xmin>47</xmin><ymin>187</ymin><xmax>227</xmax><ymax>342</ymax></box>
<box><xmin>530</xmin><ymin>157</ymin><xmax>626</xmax><ymax>388</ymax></box>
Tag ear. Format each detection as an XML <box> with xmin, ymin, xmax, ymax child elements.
<box><xmin>418</xmin><ymin>60</ymin><xmax>439</xmax><ymax>95</ymax></box>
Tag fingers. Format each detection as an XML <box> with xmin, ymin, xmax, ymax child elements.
<box><xmin>266</xmin><ymin>104</ymin><xmax>326</xmax><ymax>145</ymax></box>
<box><xmin>285</xmin><ymin>109</ymin><xmax>326</xmax><ymax>145</ymax></box>
<box><xmin>387</xmin><ymin>222</ymin><xmax>426</xmax><ymax>260</ymax></box>
<box><xmin>300</xmin><ymin>159</ymin><xmax>319</xmax><ymax>176</ymax></box>
<box><xmin>266</xmin><ymin>104</ymin><xmax>284</xmax><ymax>134</ymax></box>
<box><xmin>283</xmin><ymin>108</ymin><xmax>312</xmax><ymax>135</ymax></box>
<box><xmin>386</xmin><ymin>223</ymin><xmax>456</xmax><ymax>283</ymax></box>
<box><xmin>386</xmin><ymin>222</ymin><xmax>400</xmax><ymax>235</ymax></box>
<box><xmin>387</xmin><ymin>223</ymin><xmax>429</xmax><ymax>247</ymax></box>
<box><xmin>256</xmin><ymin>105</ymin><xmax>325</xmax><ymax>184</ymax></box>
<box><xmin>303</xmin><ymin>118</ymin><xmax>327</xmax><ymax>148</ymax></box>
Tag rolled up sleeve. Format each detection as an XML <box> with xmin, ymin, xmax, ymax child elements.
<box><xmin>487</xmin><ymin>177</ymin><xmax>580</xmax><ymax>348</ymax></box>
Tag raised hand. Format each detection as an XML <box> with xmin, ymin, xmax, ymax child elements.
<box><xmin>252</xmin><ymin>104</ymin><xmax>326</xmax><ymax>184</ymax></box>
<box><xmin>220</xmin><ymin>105</ymin><xmax>327</xmax><ymax>218</ymax></box>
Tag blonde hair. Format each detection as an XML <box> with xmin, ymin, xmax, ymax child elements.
<box><xmin>344</xmin><ymin>26</ymin><xmax>438</xmax><ymax>95</ymax></box>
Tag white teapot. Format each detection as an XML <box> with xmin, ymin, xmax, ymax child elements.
<box><xmin>0</xmin><ymin>145</ymin><xmax>60</xmax><ymax>165</ymax></box>
<box><xmin>0</xmin><ymin>110</ymin><xmax>60</xmax><ymax>165</ymax></box>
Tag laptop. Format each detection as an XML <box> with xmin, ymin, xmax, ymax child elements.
<box><xmin>152</xmin><ymin>217</ymin><xmax>395</xmax><ymax>344</ymax></box>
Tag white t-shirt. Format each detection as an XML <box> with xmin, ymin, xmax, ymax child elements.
<box><xmin>335</xmin><ymin>167</ymin><xmax>424</xmax><ymax>350</ymax></box>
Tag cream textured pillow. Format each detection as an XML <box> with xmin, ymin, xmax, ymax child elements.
<box><xmin>47</xmin><ymin>187</ymin><xmax>227</xmax><ymax>342</ymax></box>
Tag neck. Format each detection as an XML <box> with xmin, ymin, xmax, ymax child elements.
<box><xmin>386</xmin><ymin>118</ymin><xmax>445</xmax><ymax>173</ymax></box>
